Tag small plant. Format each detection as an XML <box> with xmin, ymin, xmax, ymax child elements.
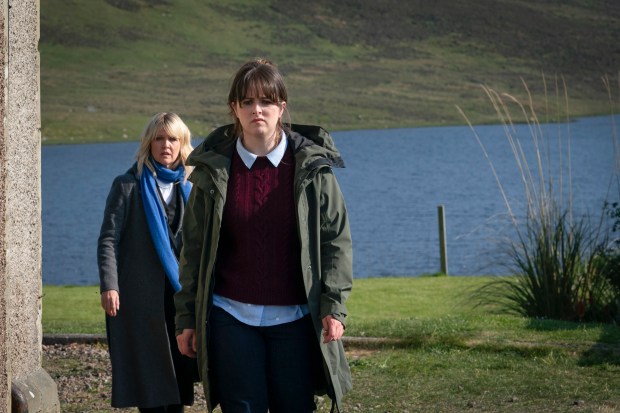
<box><xmin>597</xmin><ymin>201</ymin><xmax>620</xmax><ymax>318</ymax></box>
<box><xmin>458</xmin><ymin>75</ymin><xmax>620</xmax><ymax>323</ymax></box>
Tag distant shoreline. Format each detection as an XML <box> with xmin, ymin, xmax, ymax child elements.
<box><xmin>41</xmin><ymin>111</ymin><xmax>620</xmax><ymax>146</ymax></box>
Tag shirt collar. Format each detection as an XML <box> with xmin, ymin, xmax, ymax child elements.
<box><xmin>235</xmin><ymin>131</ymin><xmax>288</xmax><ymax>169</ymax></box>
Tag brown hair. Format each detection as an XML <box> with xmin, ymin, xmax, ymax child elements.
<box><xmin>228</xmin><ymin>58</ymin><xmax>290</xmax><ymax>137</ymax></box>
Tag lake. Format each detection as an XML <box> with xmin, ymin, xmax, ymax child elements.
<box><xmin>42</xmin><ymin>115</ymin><xmax>619</xmax><ymax>285</ymax></box>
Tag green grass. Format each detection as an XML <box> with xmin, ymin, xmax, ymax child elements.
<box><xmin>41</xmin><ymin>0</ymin><xmax>620</xmax><ymax>144</ymax></box>
<box><xmin>42</xmin><ymin>276</ymin><xmax>620</xmax><ymax>345</ymax></box>
<box><xmin>42</xmin><ymin>285</ymin><xmax>103</xmax><ymax>334</ymax></box>
<box><xmin>42</xmin><ymin>276</ymin><xmax>495</xmax><ymax>335</ymax></box>
<box><xmin>43</xmin><ymin>276</ymin><xmax>620</xmax><ymax>411</ymax></box>
<box><xmin>342</xmin><ymin>346</ymin><xmax>620</xmax><ymax>412</ymax></box>
<box><xmin>345</xmin><ymin>277</ymin><xmax>620</xmax><ymax>412</ymax></box>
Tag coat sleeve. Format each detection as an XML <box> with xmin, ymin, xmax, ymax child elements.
<box><xmin>97</xmin><ymin>176</ymin><xmax>130</xmax><ymax>293</ymax></box>
<box><xmin>318</xmin><ymin>169</ymin><xmax>353</xmax><ymax>326</ymax></box>
<box><xmin>174</xmin><ymin>184</ymin><xmax>206</xmax><ymax>334</ymax></box>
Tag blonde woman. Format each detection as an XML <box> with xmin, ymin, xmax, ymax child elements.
<box><xmin>98</xmin><ymin>113</ymin><xmax>197</xmax><ymax>412</ymax></box>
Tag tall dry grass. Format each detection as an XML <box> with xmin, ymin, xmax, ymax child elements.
<box><xmin>458</xmin><ymin>74</ymin><xmax>620</xmax><ymax>322</ymax></box>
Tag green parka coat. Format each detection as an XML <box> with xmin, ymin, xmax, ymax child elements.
<box><xmin>174</xmin><ymin>124</ymin><xmax>353</xmax><ymax>412</ymax></box>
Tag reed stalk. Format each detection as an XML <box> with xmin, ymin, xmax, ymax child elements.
<box><xmin>459</xmin><ymin>74</ymin><xmax>620</xmax><ymax>322</ymax></box>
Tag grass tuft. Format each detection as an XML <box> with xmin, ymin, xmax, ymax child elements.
<box><xmin>460</xmin><ymin>75</ymin><xmax>620</xmax><ymax>323</ymax></box>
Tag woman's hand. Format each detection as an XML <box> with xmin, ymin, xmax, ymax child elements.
<box><xmin>177</xmin><ymin>329</ymin><xmax>197</xmax><ymax>358</ymax></box>
<box><xmin>321</xmin><ymin>315</ymin><xmax>344</xmax><ymax>343</ymax></box>
<box><xmin>101</xmin><ymin>290</ymin><xmax>120</xmax><ymax>317</ymax></box>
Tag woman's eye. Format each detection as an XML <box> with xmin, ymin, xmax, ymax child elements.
<box><xmin>241</xmin><ymin>99</ymin><xmax>252</xmax><ymax>107</ymax></box>
<box><xmin>262</xmin><ymin>99</ymin><xmax>274</xmax><ymax>106</ymax></box>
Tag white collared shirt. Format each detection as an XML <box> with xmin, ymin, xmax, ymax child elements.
<box><xmin>235</xmin><ymin>130</ymin><xmax>288</xmax><ymax>169</ymax></box>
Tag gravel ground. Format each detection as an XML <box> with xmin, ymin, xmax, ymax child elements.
<box><xmin>42</xmin><ymin>342</ymin><xmax>371</xmax><ymax>412</ymax></box>
<box><xmin>43</xmin><ymin>342</ymin><xmax>209</xmax><ymax>412</ymax></box>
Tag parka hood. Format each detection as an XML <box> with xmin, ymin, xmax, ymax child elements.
<box><xmin>287</xmin><ymin>124</ymin><xmax>345</xmax><ymax>169</ymax></box>
<box><xmin>186</xmin><ymin>124</ymin><xmax>345</xmax><ymax>170</ymax></box>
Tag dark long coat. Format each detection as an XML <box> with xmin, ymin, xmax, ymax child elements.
<box><xmin>97</xmin><ymin>164</ymin><xmax>187</xmax><ymax>408</ymax></box>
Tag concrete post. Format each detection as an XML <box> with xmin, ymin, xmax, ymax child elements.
<box><xmin>1</xmin><ymin>0</ymin><xmax>60</xmax><ymax>411</ymax></box>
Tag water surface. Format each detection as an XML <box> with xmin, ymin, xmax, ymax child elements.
<box><xmin>42</xmin><ymin>115</ymin><xmax>618</xmax><ymax>284</ymax></box>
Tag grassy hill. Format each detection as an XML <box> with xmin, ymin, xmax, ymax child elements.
<box><xmin>41</xmin><ymin>0</ymin><xmax>620</xmax><ymax>143</ymax></box>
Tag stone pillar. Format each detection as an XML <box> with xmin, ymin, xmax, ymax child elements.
<box><xmin>1</xmin><ymin>0</ymin><xmax>59</xmax><ymax>411</ymax></box>
<box><xmin>1</xmin><ymin>0</ymin><xmax>8</xmax><ymax>410</ymax></box>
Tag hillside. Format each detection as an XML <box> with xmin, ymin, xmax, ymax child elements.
<box><xmin>41</xmin><ymin>0</ymin><xmax>620</xmax><ymax>143</ymax></box>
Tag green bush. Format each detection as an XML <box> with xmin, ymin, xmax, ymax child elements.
<box><xmin>502</xmin><ymin>208</ymin><xmax>617</xmax><ymax>322</ymax></box>
<box><xmin>596</xmin><ymin>201</ymin><xmax>620</xmax><ymax>320</ymax></box>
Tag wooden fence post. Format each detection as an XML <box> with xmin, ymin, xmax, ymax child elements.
<box><xmin>437</xmin><ymin>205</ymin><xmax>448</xmax><ymax>275</ymax></box>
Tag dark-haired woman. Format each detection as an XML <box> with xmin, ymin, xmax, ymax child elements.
<box><xmin>175</xmin><ymin>58</ymin><xmax>353</xmax><ymax>413</ymax></box>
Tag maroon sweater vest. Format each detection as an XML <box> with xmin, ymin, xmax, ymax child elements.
<box><xmin>214</xmin><ymin>146</ymin><xmax>307</xmax><ymax>305</ymax></box>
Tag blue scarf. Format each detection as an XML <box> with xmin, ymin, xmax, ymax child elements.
<box><xmin>140</xmin><ymin>159</ymin><xmax>192</xmax><ymax>292</ymax></box>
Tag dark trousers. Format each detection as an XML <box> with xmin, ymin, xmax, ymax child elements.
<box><xmin>209</xmin><ymin>306</ymin><xmax>320</xmax><ymax>413</ymax></box>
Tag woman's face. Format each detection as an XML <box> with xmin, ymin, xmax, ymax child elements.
<box><xmin>232</xmin><ymin>92</ymin><xmax>285</xmax><ymax>141</ymax></box>
<box><xmin>150</xmin><ymin>131</ymin><xmax>181</xmax><ymax>168</ymax></box>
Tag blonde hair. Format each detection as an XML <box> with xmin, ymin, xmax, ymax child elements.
<box><xmin>135</xmin><ymin>112</ymin><xmax>193</xmax><ymax>177</ymax></box>
<box><xmin>228</xmin><ymin>58</ymin><xmax>290</xmax><ymax>138</ymax></box>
